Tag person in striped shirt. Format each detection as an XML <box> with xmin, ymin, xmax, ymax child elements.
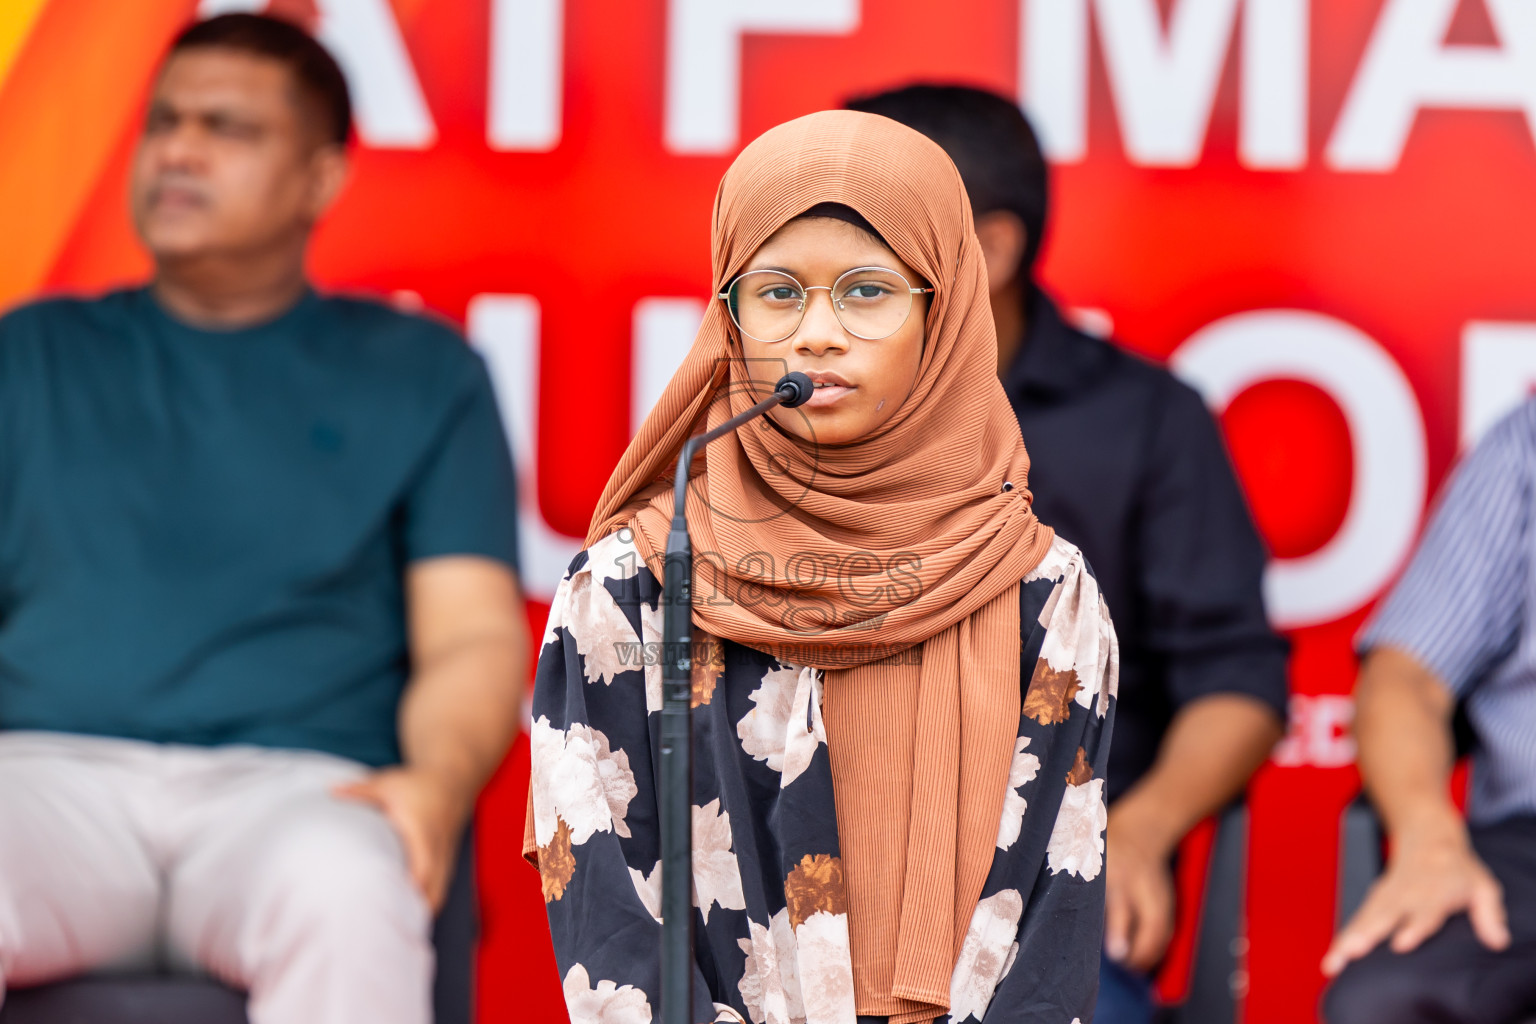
<box><xmin>1324</xmin><ymin>399</ymin><xmax>1536</xmax><ymax>1023</ymax></box>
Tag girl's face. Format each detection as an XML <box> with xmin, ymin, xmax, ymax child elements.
<box><xmin>733</xmin><ymin>216</ymin><xmax>928</xmax><ymax>446</ymax></box>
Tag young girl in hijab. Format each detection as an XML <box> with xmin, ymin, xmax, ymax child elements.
<box><xmin>527</xmin><ymin>110</ymin><xmax>1116</xmax><ymax>1024</ymax></box>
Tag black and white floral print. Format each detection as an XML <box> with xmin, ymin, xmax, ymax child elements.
<box><xmin>529</xmin><ymin>530</ymin><xmax>1116</xmax><ymax>1024</ymax></box>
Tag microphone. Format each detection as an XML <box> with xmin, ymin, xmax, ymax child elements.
<box><xmin>658</xmin><ymin>369</ymin><xmax>812</xmax><ymax>1024</ymax></box>
<box><xmin>775</xmin><ymin>370</ymin><xmax>815</xmax><ymax>408</ymax></box>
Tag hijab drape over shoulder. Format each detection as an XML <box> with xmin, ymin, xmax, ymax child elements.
<box><xmin>588</xmin><ymin>110</ymin><xmax>1055</xmax><ymax>1023</ymax></box>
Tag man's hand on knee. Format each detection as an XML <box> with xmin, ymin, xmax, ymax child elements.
<box><xmin>337</xmin><ymin>558</ymin><xmax>524</xmax><ymax>913</ymax></box>
<box><xmin>1100</xmin><ymin>695</ymin><xmax>1282</xmax><ymax>974</ymax></box>
<box><xmin>1322</xmin><ymin>818</ymin><xmax>1509</xmax><ymax>977</ymax></box>
<box><xmin>1329</xmin><ymin>649</ymin><xmax>1513</xmax><ymax>977</ymax></box>
<box><xmin>336</xmin><ymin>767</ymin><xmax>471</xmax><ymax>913</ymax></box>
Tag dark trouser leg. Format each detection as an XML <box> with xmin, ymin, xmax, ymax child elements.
<box><xmin>1323</xmin><ymin>816</ymin><xmax>1536</xmax><ymax>1024</ymax></box>
<box><xmin>1092</xmin><ymin>952</ymin><xmax>1156</xmax><ymax>1024</ymax></box>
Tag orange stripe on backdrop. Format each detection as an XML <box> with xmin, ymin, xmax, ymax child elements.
<box><xmin>0</xmin><ymin>0</ymin><xmax>198</xmax><ymax>312</ymax></box>
<box><xmin>0</xmin><ymin>0</ymin><xmax>49</xmax><ymax>93</ymax></box>
<box><xmin>41</xmin><ymin>103</ymin><xmax>152</xmax><ymax>294</ymax></box>
<box><xmin>389</xmin><ymin>0</ymin><xmax>433</xmax><ymax>27</ymax></box>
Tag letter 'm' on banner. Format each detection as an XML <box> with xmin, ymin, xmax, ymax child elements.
<box><xmin>1097</xmin><ymin>0</ymin><xmax>1244</xmax><ymax>166</ymax></box>
<box><xmin>1021</xmin><ymin>0</ymin><xmax>1308</xmax><ymax>168</ymax></box>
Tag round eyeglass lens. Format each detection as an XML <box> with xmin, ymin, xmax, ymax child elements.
<box><xmin>831</xmin><ymin>267</ymin><xmax>916</xmax><ymax>340</ymax></box>
<box><xmin>726</xmin><ymin>271</ymin><xmax>804</xmax><ymax>342</ymax></box>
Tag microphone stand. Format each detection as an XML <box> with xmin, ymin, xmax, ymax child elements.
<box><xmin>660</xmin><ymin>371</ymin><xmax>812</xmax><ymax>1024</ymax></box>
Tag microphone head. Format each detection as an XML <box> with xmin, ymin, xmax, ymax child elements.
<box><xmin>776</xmin><ymin>371</ymin><xmax>815</xmax><ymax>408</ymax></box>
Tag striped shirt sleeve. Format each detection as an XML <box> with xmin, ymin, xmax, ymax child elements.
<box><xmin>1358</xmin><ymin>402</ymin><xmax>1535</xmax><ymax>696</ymax></box>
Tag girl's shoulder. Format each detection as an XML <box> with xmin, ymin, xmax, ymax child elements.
<box><xmin>1022</xmin><ymin>533</ymin><xmax>1119</xmax><ymax>720</ymax></box>
<box><xmin>572</xmin><ymin>528</ymin><xmax>658</xmax><ymax>588</ymax></box>
<box><xmin>542</xmin><ymin>529</ymin><xmax>662</xmax><ymax>649</ymax></box>
<box><xmin>1021</xmin><ymin>532</ymin><xmax>1117</xmax><ymax>649</ymax></box>
<box><xmin>1023</xmin><ymin>532</ymin><xmax>1093</xmax><ymax>586</ymax></box>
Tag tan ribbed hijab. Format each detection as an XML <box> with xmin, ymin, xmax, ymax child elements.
<box><xmin>589</xmin><ymin>110</ymin><xmax>1054</xmax><ymax>1023</ymax></box>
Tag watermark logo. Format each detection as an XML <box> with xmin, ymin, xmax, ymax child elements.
<box><xmin>612</xmin><ymin>638</ymin><xmax>924</xmax><ymax>667</ymax></box>
<box><xmin>612</xmin><ymin>528</ymin><xmax>925</xmax><ymax>634</ymax></box>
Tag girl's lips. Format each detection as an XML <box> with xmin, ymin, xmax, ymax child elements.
<box><xmin>802</xmin><ymin>384</ymin><xmax>855</xmax><ymax>408</ymax></box>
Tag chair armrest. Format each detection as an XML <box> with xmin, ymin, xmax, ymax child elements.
<box><xmin>1166</xmin><ymin>802</ymin><xmax>1248</xmax><ymax>1024</ymax></box>
<box><xmin>1337</xmin><ymin>794</ymin><xmax>1385</xmax><ymax>929</ymax></box>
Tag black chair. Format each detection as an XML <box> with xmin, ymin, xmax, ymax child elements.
<box><xmin>1336</xmin><ymin>794</ymin><xmax>1384</xmax><ymax>929</ymax></box>
<box><xmin>1158</xmin><ymin>802</ymin><xmax>1250</xmax><ymax>1024</ymax></box>
<box><xmin>0</xmin><ymin>829</ymin><xmax>478</xmax><ymax>1024</ymax></box>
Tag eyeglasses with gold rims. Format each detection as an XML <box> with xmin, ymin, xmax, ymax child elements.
<box><xmin>719</xmin><ymin>267</ymin><xmax>934</xmax><ymax>343</ymax></box>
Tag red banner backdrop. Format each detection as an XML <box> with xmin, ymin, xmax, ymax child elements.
<box><xmin>6</xmin><ymin>0</ymin><xmax>1536</xmax><ymax>1020</ymax></box>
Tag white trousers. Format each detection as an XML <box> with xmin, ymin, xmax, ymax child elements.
<box><xmin>0</xmin><ymin>731</ymin><xmax>432</xmax><ymax>1024</ymax></box>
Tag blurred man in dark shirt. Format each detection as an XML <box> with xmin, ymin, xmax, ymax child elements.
<box><xmin>0</xmin><ymin>15</ymin><xmax>525</xmax><ymax>1023</ymax></box>
<box><xmin>848</xmin><ymin>85</ymin><xmax>1288</xmax><ymax>1024</ymax></box>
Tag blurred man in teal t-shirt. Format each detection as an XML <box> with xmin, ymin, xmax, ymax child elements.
<box><xmin>0</xmin><ymin>15</ymin><xmax>527</xmax><ymax>1023</ymax></box>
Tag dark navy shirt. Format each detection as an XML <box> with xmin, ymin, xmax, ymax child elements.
<box><xmin>0</xmin><ymin>287</ymin><xmax>519</xmax><ymax>766</ymax></box>
<box><xmin>1006</xmin><ymin>287</ymin><xmax>1288</xmax><ymax>802</ymax></box>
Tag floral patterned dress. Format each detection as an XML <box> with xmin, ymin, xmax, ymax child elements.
<box><xmin>527</xmin><ymin>529</ymin><xmax>1117</xmax><ymax>1024</ymax></box>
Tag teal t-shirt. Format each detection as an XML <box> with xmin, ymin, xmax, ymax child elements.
<box><xmin>0</xmin><ymin>287</ymin><xmax>519</xmax><ymax>766</ymax></box>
